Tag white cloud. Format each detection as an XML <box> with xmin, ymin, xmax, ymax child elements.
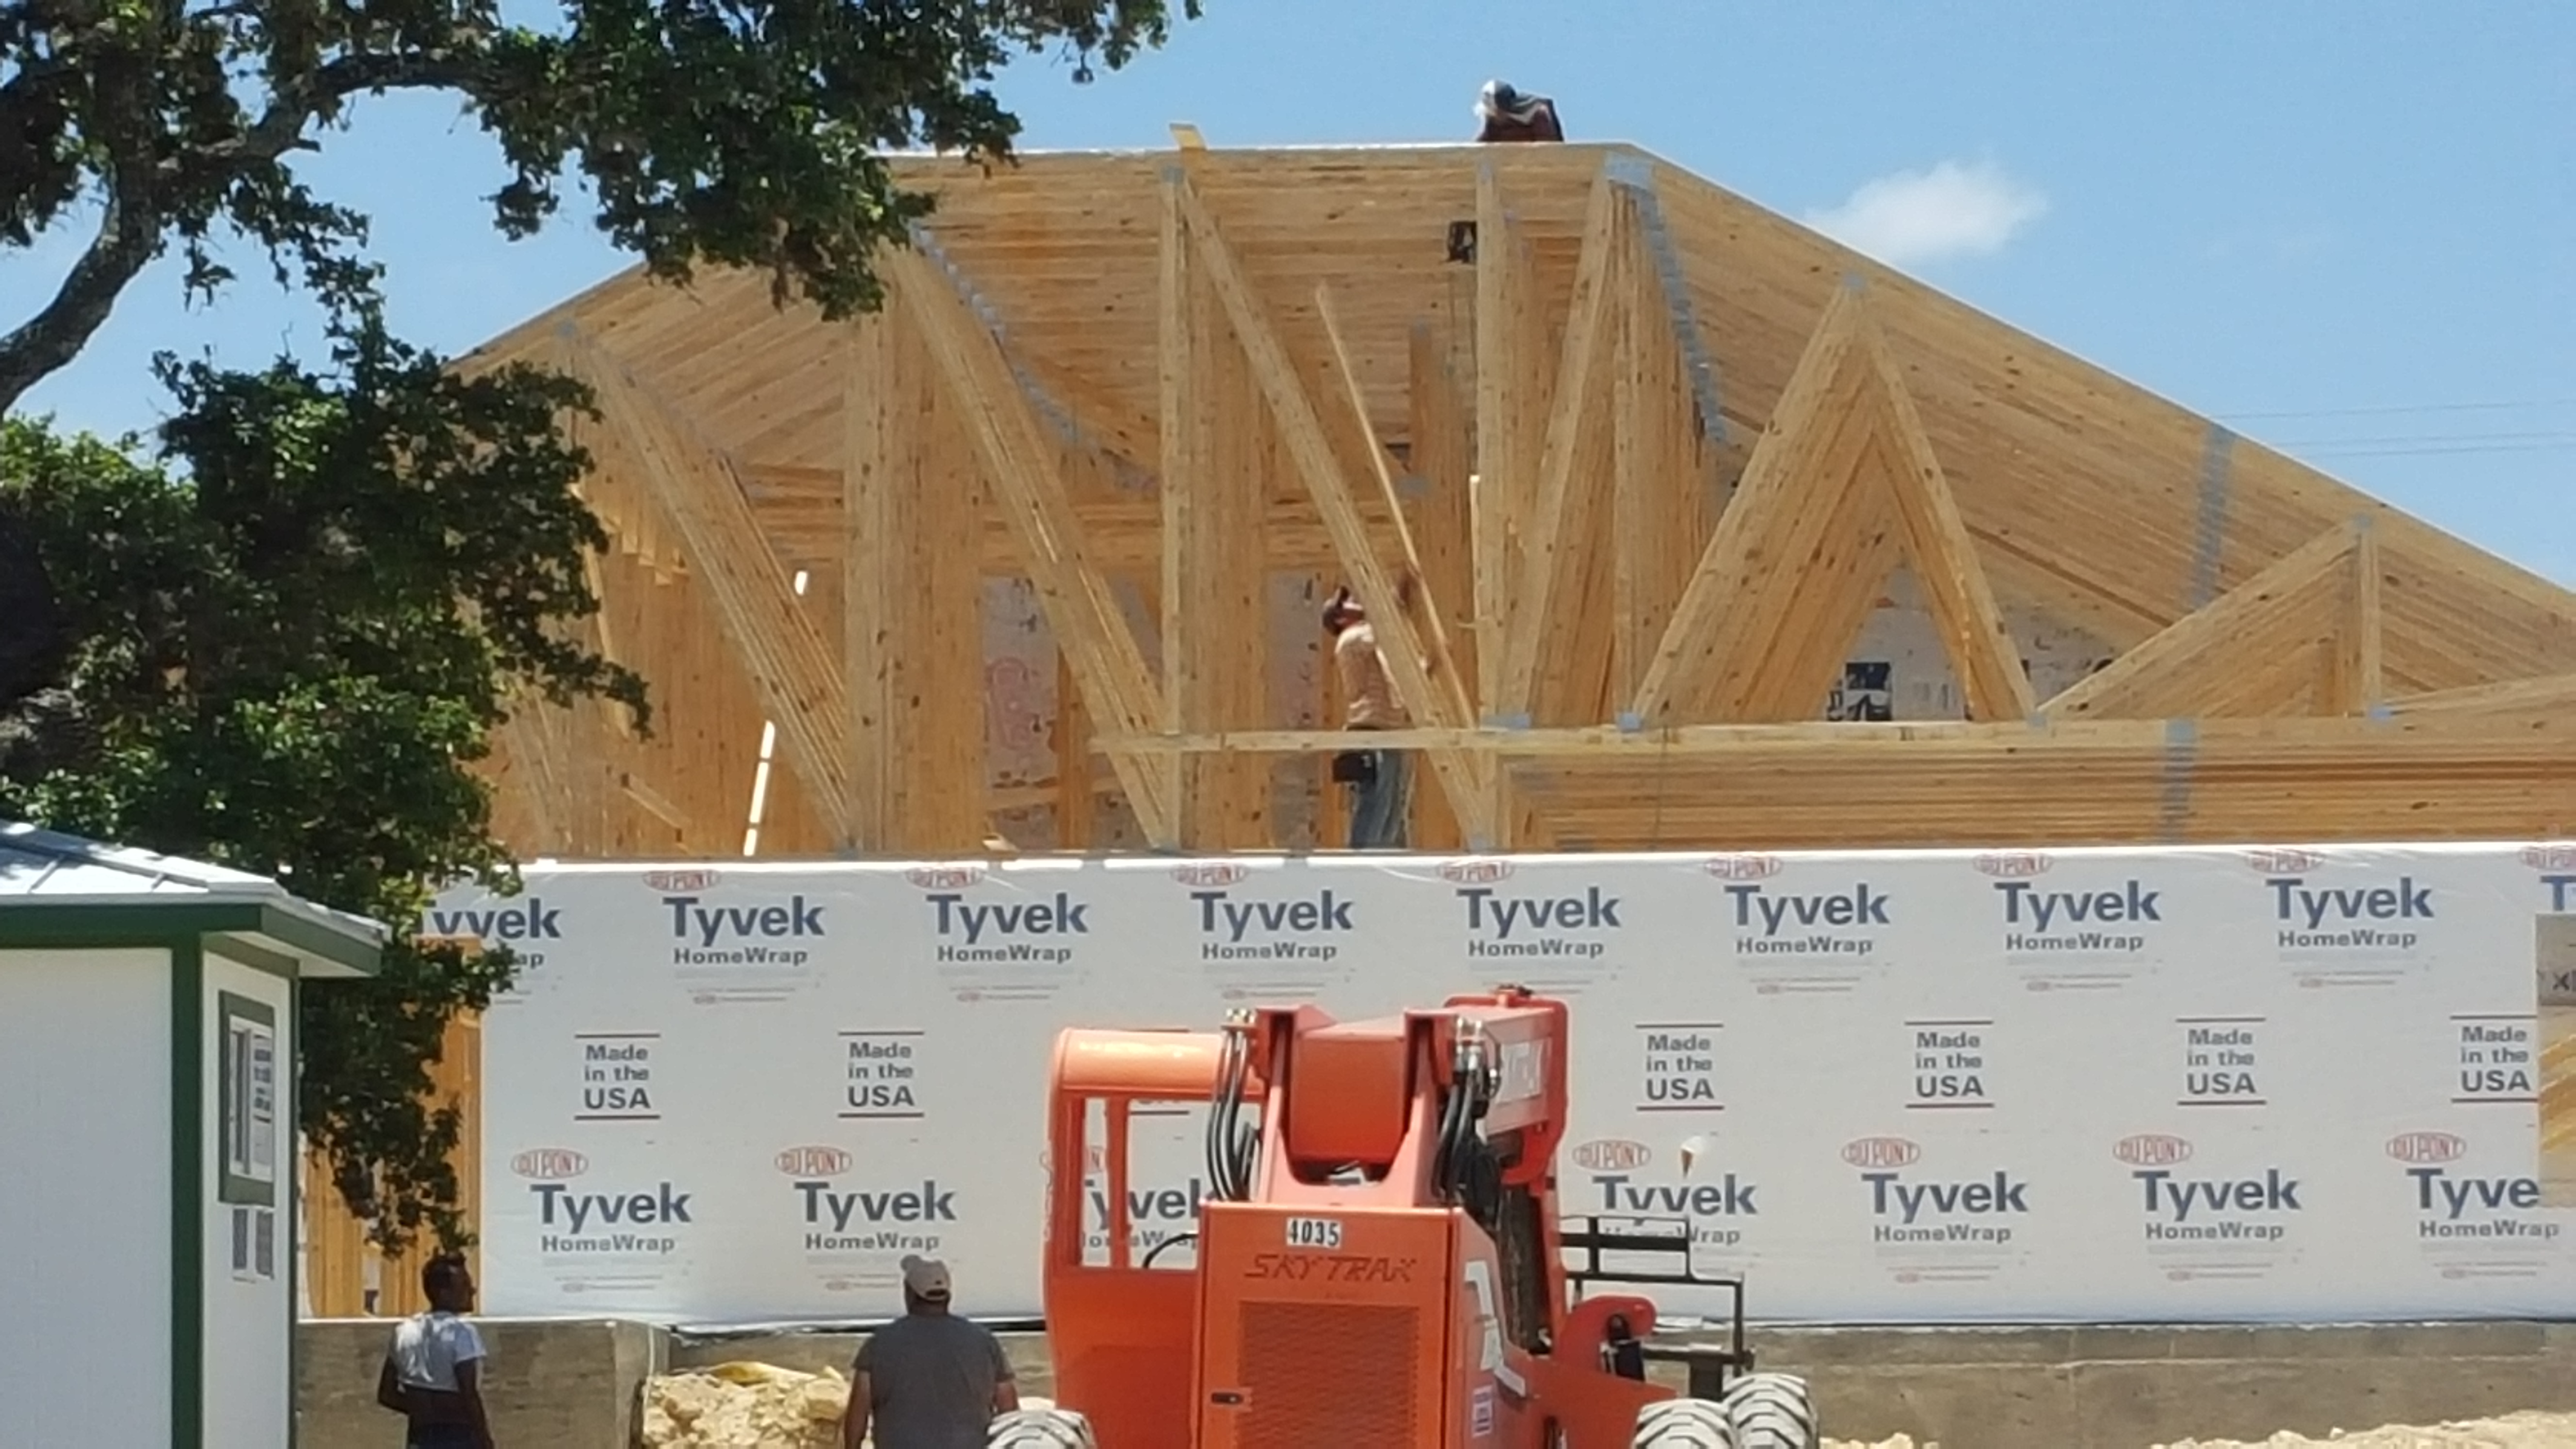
<box><xmin>1803</xmin><ymin>159</ymin><xmax>2049</xmax><ymax>268</ymax></box>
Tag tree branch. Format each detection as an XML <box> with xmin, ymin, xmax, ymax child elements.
<box><xmin>0</xmin><ymin>155</ymin><xmax>162</xmax><ymax>419</ymax></box>
<box><xmin>0</xmin><ymin>47</ymin><xmax>486</xmax><ymax>415</ymax></box>
<box><xmin>191</xmin><ymin>51</ymin><xmax>487</xmax><ymax>174</ymax></box>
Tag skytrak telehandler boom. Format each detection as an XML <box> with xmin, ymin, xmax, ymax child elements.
<box><xmin>991</xmin><ymin>986</ymin><xmax>1819</xmax><ymax>1449</ymax></box>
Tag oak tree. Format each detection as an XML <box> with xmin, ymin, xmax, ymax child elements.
<box><xmin>1</xmin><ymin>0</ymin><xmax>1201</xmax><ymax>1250</ymax></box>
<box><xmin>1</xmin><ymin>314</ymin><xmax>645</xmax><ymax>1250</ymax></box>
<box><xmin>1</xmin><ymin>0</ymin><xmax>1202</xmax><ymax>412</ymax></box>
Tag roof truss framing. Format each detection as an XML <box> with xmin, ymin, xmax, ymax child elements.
<box><xmin>461</xmin><ymin>143</ymin><xmax>2576</xmax><ymax>857</ymax></box>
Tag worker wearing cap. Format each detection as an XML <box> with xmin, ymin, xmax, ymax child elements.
<box><xmin>840</xmin><ymin>1255</ymin><xmax>1019</xmax><ymax>1449</ymax></box>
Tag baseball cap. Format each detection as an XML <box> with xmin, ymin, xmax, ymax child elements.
<box><xmin>901</xmin><ymin>1255</ymin><xmax>951</xmax><ymax>1300</ymax></box>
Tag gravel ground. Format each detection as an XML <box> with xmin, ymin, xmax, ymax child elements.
<box><xmin>1823</xmin><ymin>1413</ymin><xmax>2576</xmax><ymax>1449</ymax></box>
<box><xmin>639</xmin><ymin>1369</ymin><xmax>2576</xmax><ymax>1449</ymax></box>
<box><xmin>2152</xmin><ymin>1413</ymin><xmax>2576</xmax><ymax>1448</ymax></box>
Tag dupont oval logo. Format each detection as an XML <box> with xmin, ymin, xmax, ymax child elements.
<box><xmin>1975</xmin><ymin>851</ymin><xmax>2050</xmax><ymax>878</ymax></box>
<box><xmin>2245</xmin><ymin>849</ymin><xmax>2322</xmax><ymax>875</ymax></box>
<box><xmin>1572</xmin><ymin>1139</ymin><xmax>1651</xmax><ymax>1171</ymax></box>
<box><xmin>774</xmin><ymin>1145</ymin><xmax>851</xmax><ymax>1177</ymax></box>
<box><xmin>2522</xmin><ymin>844</ymin><xmax>2576</xmax><ymax>872</ymax></box>
<box><xmin>1440</xmin><ymin>858</ymin><xmax>1514</xmax><ymax>884</ymax></box>
<box><xmin>2114</xmin><ymin>1134</ymin><xmax>2193</xmax><ymax>1167</ymax></box>
<box><xmin>1841</xmin><ymin>1137</ymin><xmax>1920</xmax><ymax>1169</ymax></box>
<box><xmin>645</xmin><ymin>870</ymin><xmax>719</xmax><ymax>892</ymax></box>
<box><xmin>907</xmin><ymin>866</ymin><xmax>985</xmax><ymax>890</ymax></box>
<box><xmin>2387</xmin><ymin>1131</ymin><xmax>2467</xmax><ymax>1165</ymax></box>
<box><xmin>1171</xmin><ymin>862</ymin><xmax>1249</xmax><ymax>887</ymax></box>
<box><xmin>1705</xmin><ymin>854</ymin><xmax>1784</xmax><ymax>881</ymax></box>
<box><xmin>511</xmin><ymin>1148</ymin><xmax>587</xmax><ymax>1181</ymax></box>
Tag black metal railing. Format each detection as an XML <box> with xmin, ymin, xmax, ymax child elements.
<box><xmin>1558</xmin><ymin>1215</ymin><xmax>1755</xmax><ymax>1398</ymax></box>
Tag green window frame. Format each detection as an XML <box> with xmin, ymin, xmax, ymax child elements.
<box><xmin>215</xmin><ymin>990</ymin><xmax>277</xmax><ymax>1208</ymax></box>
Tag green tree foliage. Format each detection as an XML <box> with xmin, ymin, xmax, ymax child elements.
<box><xmin>2</xmin><ymin>0</ymin><xmax>1198</xmax><ymax>1254</ymax></box>
<box><xmin>0</xmin><ymin>314</ymin><xmax>649</xmax><ymax>1250</ymax></box>
<box><xmin>0</xmin><ymin>0</ymin><xmax>1203</xmax><ymax>412</ymax></box>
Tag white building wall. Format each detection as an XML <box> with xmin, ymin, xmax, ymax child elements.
<box><xmin>202</xmin><ymin>955</ymin><xmax>292</xmax><ymax>1449</ymax></box>
<box><xmin>0</xmin><ymin>947</ymin><xmax>171</xmax><ymax>1449</ymax></box>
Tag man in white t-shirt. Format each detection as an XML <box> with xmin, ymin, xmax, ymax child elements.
<box><xmin>376</xmin><ymin>1255</ymin><xmax>496</xmax><ymax>1449</ymax></box>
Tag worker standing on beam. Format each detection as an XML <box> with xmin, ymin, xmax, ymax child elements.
<box><xmin>1475</xmin><ymin>80</ymin><xmax>1564</xmax><ymax>142</ymax></box>
<box><xmin>1325</xmin><ymin>587</ymin><xmax>1413</xmax><ymax>851</ymax></box>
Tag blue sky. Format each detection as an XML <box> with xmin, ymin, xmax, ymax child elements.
<box><xmin>7</xmin><ymin>1</ymin><xmax>2571</xmax><ymax>583</ymax></box>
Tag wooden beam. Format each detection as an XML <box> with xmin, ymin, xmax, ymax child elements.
<box><xmin>1734</xmin><ymin>424</ymin><xmax>1900</xmax><ymax>723</ymax></box>
<box><xmin>1169</xmin><ymin>171</ymin><xmax>1495</xmax><ymax>846</ymax></box>
<box><xmin>844</xmin><ymin>303</ymin><xmax>989</xmax><ymax>853</ymax></box>
<box><xmin>545</xmin><ymin>347</ymin><xmax>754</xmax><ymax>855</ymax></box>
<box><xmin>2383</xmin><ymin>669</ymin><xmax>2576</xmax><ymax>718</ymax></box>
<box><xmin>1471</xmin><ymin>163</ymin><xmax>1541</xmax><ymax>721</ymax></box>
<box><xmin>1629</xmin><ymin>281</ymin><xmax>2043</xmax><ymax>726</ymax></box>
<box><xmin>739</xmin><ymin>461</ymin><xmax>1413</xmax><ymax>575</ymax></box>
<box><xmin>618</xmin><ymin>770</ymin><xmax>693</xmax><ymax>837</ymax></box>
<box><xmin>1500</xmin><ymin>169</ymin><xmax>1626</xmax><ymax>718</ymax></box>
<box><xmin>2324</xmin><ymin>515</ymin><xmax>2385</xmax><ymax>715</ymax></box>
<box><xmin>1405</xmin><ymin>318</ymin><xmax>1475</xmax><ymax>851</ymax></box>
<box><xmin>2041</xmin><ymin>522</ymin><xmax>2362</xmax><ymax>720</ymax></box>
<box><xmin>497</xmin><ymin>688</ymin><xmax>574</xmax><ymax>852</ymax></box>
<box><xmin>1091</xmin><ymin>709</ymin><xmax>2576</xmax><ymax>757</ymax></box>
<box><xmin>574</xmin><ymin>550</ymin><xmax>638</xmax><ymax>740</ymax></box>
<box><xmin>887</xmin><ymin>241</ymin><xmax>1178</xmax><ymax>846</ymax></box>
<box><xmin>1610</xmin><ymin>228</ymin><xmax>1675</xmax><ymax>705</ymax></box>
<box><xmin>558</xmin><ymin>325</ymin><xmax>861</xmax><ymax>843</ymax></box>
<box><xmin>1160</xmin><ymin>170</ymin><xmax>1265</xmax><ymax>848</ymax></box>
<box><xmin>845</xmin><ymin>313</ymin><xmax>903</xmax><ymax>852</ymax></box>
<box><xmin>1629</xmin><ymin>283</ymin><xmax>1881</xmax><ymax>725</ymax></box>
<box><xmin>1857</xmin><ymin>294</ymin><xmax>2037</xmax><ymax>721</ymax></box>
<box><xmin>1309</xmin><ymin>283</ymin><xmax>1497</xmax><ymax>845</ymax></box>
<box><xmin>1053</xmin><ymin>652</ymin><xmax>1095</xmax><ymax>848</ymax></box>
<box><xmin>1500</xmin><ymin>733</ymin><xmax>2576</xmax><ymax>852</ymax></box>
<box><xmin>2352</xmin><ymin>519</ymin><xmax>2385</xmax><ymax>707</ymax></box>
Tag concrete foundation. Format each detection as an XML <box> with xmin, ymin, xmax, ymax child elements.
<box><xmin>297</xmin><ymin>1317</ymin><xmax>2576</xmax><ymax>1448</ymax></box>
<box><xmin>298</xmin><ymin>1317</ymin><xmax>665</xmax><ymax>1449</ymax></box>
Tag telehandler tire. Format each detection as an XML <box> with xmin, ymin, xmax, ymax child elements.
<box><xmin>986</xmin><ymin>1404</ymin><xmax>1097</xmax><ymax>1448</ymax></box>
<box><xmin>1630</xmin><ymin>1395</ymin><xmax>1739</xmax><ymax>1449</ymax></box>
<box><xmin>1720</xmin><ymin>1370</ymin><xmax>1819</xmax><ymax>1449</ymax></box>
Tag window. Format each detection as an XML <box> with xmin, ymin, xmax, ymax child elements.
<box><xmin>217</xmin><ymin>992</ymin><xmax>277</xmax><ymax>1208</ymax></box>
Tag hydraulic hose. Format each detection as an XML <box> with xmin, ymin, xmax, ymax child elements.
<box><xmin>1204</xmin><ymin>1020</ymin><xmax>1257</xmax><ymax>1201</ymax></box>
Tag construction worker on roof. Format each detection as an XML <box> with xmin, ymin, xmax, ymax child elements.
<box><xmin>1476</xmin><ymin>80</ymin><xmax>1564</xmax><ymax>142</ymax></box>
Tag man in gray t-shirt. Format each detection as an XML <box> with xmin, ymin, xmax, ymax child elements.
<box><xmin>841</xmin><ymin>1255</ymin><xmax>1017</xmax><ymax>1449</ymax></box>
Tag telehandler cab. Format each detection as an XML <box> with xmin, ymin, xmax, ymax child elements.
<box><xmin>987</xmin><ymin>986</ymin><xmax>1819</xmax><ymax>1449</ymax></box>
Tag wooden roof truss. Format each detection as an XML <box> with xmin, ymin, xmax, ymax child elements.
<box><xmin>457</xmin><ymin>143</ymin><xmax>2576</xmax><ymax>857</ymax></box>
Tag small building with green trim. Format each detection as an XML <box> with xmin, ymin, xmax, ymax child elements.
<box><xmin>0</xmin><ymin>820</ymin><xmax>382</xmax><ymax>1449</ymax></box>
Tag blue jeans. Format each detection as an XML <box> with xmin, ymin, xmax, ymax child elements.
<box><xmin>1345</xmin><ymin>747</ymin><xmax>1412</xmax><ymax>850</ymax></box>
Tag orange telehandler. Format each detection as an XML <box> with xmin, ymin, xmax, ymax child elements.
<box><xmin>986</xmin><ymin>985</ymin><xmax>1819</xmax><ymax>1449</ymax></box>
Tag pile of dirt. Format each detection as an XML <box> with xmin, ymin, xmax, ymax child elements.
<box><xmin>641</xmin><ymin>1366</ymin><xmax>1095</xmax><ymax>1449</ymax></box>
<box><xmin>2154</xmin><ymin>1411</ymin><xmax>2576</xmax><ymax>1448</ymax></box>
<box><xmin>642</xmin><ymin>1363</ymin><xmax>848</xmax><ymax>1449</ymax></box>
